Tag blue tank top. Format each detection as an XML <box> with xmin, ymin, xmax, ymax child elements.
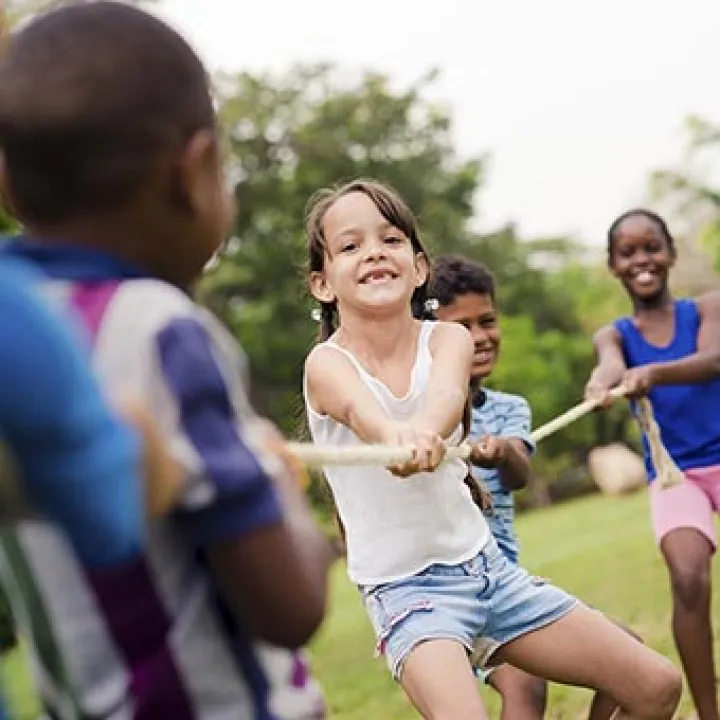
<box><xmin>614</xmin><ymin>298</ymin><xmax>720</xmax><ymax>480</ymax></box>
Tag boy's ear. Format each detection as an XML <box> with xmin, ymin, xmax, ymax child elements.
<box><xmin>309</xmin><ymin>271</ymin><xmax>335</xmax><ymax>304</ymax></box>
<box><xmin>175</xmin><ymin>128</ymin><xmax>218</xmax><ymax>215</ymax></box>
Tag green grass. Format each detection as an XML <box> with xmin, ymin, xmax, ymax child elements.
<box><xmin>309</xmin><ymin>491</ymin><xmax>720</xmax><ymax>719</ymax></box>
<box><xmin>0</xmin><ymin>643</ymin><xmax>43</xmax><ymax>720</ymax></box>
<box><xmin>2</xmin><ymin>492</ymin><xmax>717</xmax><ymax>718</ymax></box>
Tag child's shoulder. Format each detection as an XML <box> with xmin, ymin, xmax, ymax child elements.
<box><xmin>110</xmin><ymin>278</ymin><xmax>236</xmax><ymax>340</ymax></box>
<box><xmin>107</xmin><ymin>278</ymin><xmax>238</xmax><ymax>358</ymax></box>
<box><xmin>113</xmin><ymin>278</ymin><xmax>198</xmax><ymax>327</ymax></box>
<box><xmin>695</xmin><ymin>290</ymin><xmax>720</xmax><ymax>318</ymax></box>
<box><xmin>426</xmin><ymin>319</ymin><xmax>473</xmax><ymax>351</ymax></box>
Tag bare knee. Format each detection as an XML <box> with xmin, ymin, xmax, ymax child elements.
<box><xmin>661</xmin><ymin>529</ymin><xmax>712</xmax><ymax>610</ymax></box>
<box><xmin>627</xmin><ymin>661</ymin><xmax>682</xmax><ymax>719</ymax></box>
<box><xmin>670</xmin><ymin>563</ymin><xmax>710</xmax><ymax>609</ymax></box>
<box><xmin>494</xmin><ymin>671</ymin><xmax>547</xmax><ymax>714</ymax></box>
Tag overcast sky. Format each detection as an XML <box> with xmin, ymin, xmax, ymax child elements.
<box><xmin>156</xmin><ymin>0</ymin><xmax>720</xmax><ymax>246</ymax></box>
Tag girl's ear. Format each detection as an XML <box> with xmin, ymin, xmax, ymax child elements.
<box><xmin>309</xmin><ymin>271</ymin><xmax>336</xmax><ymax>304</ymax></box>
<box><xmin>414</xmin><ymin>252</ymin><xmax>429</xmax><ymax>287</ymax></box>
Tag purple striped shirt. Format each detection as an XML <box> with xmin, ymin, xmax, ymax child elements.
<box><xmin>2</xmin><ymin>273</ymin><xmax>324</xmax><ymax>720</ymax></box>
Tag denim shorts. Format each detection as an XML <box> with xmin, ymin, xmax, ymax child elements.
<box><xmin>360</xmin><ymin>537</ymin><xmax>578</xmax><ymax>680</ymax></box>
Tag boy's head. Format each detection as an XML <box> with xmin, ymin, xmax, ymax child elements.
<box><xmin>0</xmin><ymin>1</ymin><xmax>233</xmax><ymax>288</ymax></box>
<box><xmin>429</xmin><ymin>255</ymin><xmax>500</xmax><ymax>381</ymax></box>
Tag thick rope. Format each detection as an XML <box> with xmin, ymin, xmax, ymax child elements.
<box><xmin>632</xmin><ymin>397</ymin><xmax>685</xmax><ymax>490</ymax></box>
<box><xmin>286</xmin><ymin>385</ymin><xmax>685</xmax><ymax>490</ymax></box>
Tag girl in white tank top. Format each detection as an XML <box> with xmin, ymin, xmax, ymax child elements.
<box><xmin>301</xmin><ymin>180</ymin><xmax>682</xmax><ymax>720</ymax></box>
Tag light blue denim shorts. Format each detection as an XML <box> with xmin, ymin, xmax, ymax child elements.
<box><xmin>359</xmin><ymin>537</ymin><xmax>578</xmax><ymax>680</ymax></box>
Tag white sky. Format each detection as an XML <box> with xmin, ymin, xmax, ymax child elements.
<box><xmin>156</xmin><ymin>0</ymin><xmax>720</xmax><ymax>246</ymax></box>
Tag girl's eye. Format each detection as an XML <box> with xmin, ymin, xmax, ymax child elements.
<box><xmin>385</xmin><ymin>235</ymin><xmax>403</xmax><ymax>244</ymax></box>
<box><xmin>340</xmin><ymin>242</ymin><xmax>357</xmax><ymax>253</ymax></box>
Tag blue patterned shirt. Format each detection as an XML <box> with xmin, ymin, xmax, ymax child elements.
<box><xmin>469</xmin><ymin>388</ymin><xmax>535</xmax><ymax>564</ymax></box>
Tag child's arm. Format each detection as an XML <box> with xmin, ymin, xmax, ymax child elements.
<box><xmin>471</xmin><ymin>396</ymin><xmax>534</xmax><ymax>491</ymax></box>
<box><xmin>156</xmin><ymin>316</ymin><xmax>331</xmax><ymax>649</ymax></box>
<box><xmin>584</xmin><ymin>325</ymin><xmax>627</xmax><ymax>403</ymax></box>
<box><xmin>306</xmin><ymin>343</ymin><xmax>450</xmax><ymax>476</ymax></box>
<box><xmin>114</xmin><ymin>399</ymin><xmax>183</xmax><ymax>518</ymax></box>
<box><xmin>305</xmin><ymin>345</ymin><xmax>397</xmax><ymax>443</ymax></box>
<box><xmin>472</xmin><ymin>437</ymin><xmax>530</xmax><ymax>490</ymax></box>
<box><xmin>623</xmin><ymin>292</ymin><xmax>720</xmax><ymax>396</ymax></box>
<box><xmin>415</xmin><ymin>322</ymin><xmax>474</xmax><ymax>438</ymax></box>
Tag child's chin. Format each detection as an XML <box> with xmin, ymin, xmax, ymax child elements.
<box><xmin>471</xmin><ymin>363</ymin><xmax>494</xmax><ymax>380</ymax></box>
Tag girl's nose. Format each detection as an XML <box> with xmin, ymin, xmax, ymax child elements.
<box><xmin>364</xmin><ymin>237</ymin><xmax>386</xmax><ymax>261</ymax></box>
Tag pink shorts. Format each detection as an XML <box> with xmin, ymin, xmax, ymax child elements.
<box><xmin>650</xmin><ymin>465</ymin><xmax>720</xmax><ymax>551</ymax></box>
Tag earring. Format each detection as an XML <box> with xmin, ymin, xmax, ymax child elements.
<box><xmin>424</xmin><ymin>298</ymin><xmax>440</xmax><ymax>313</ymax></box>
<box><xmin>310</xmin><ymin>308</ymin><xmax>323</xmax><ymax>323</ymax></box>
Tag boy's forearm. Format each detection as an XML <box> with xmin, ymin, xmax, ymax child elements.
<box><xmin>498</xmin><ymin>442</ymin><xmax>530</xmax><ymax>491</ymax></box>
<box><xmin>274</xmin><ymin>478</ymin><xmax>333</xmax><ymax>594</ymax></box>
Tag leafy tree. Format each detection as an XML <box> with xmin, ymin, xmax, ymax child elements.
<box><xmin>201</xmin><ymin>65</ymin><xmax>483</xmax><ymax>429</ymax></box>
<box><xmin>650</xmin><ymin>115</ymin><xmax>720</xmax><ymax>281</ymax></box>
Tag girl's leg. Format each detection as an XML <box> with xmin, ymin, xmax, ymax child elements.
<box><xmin>400</xmin><ymin>639</ymin><xmax>490</xmax><ymax>720</ymax></box>
<box><xmin>487</xmin><ymin>664</ymin><xmax>547</xmax><ymax>720</ymax></box>
<box><xmin>650</xmin><ymin>474</ymin><xmax>719</xmax><ymax>720</ymax></box>
<box><xmin>492</xmin><ymin>604</ymin><xmax>681</xmax><ymax>720</ymax></box>
<box><xmin>587</xmin><ymin>620</ymin><xmax>644</xmax><ymax>720</ymax></box>
<box><xmin>587</xmin><ymin>693</ymin><xmax>621</xmax><ymax>720</ymax></box>
<box><xmin>661</xmin><ymin>528</ymin><xmax>718</xmax><ymax>720</ymax></box>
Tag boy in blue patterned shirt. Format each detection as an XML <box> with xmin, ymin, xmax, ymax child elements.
<box><xmin>429</xmin><ymin>255</ymin><xmax>546</xmax><ymax>719</ymax></box>
<box><xmin>429</xmin><ymin>255</ymin><xmax>623</xmax><ymax>720</ymax></box>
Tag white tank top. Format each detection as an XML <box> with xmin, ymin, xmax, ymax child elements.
<box><xmin>305</xmin><ymin>321</ymin><xmax>490</xmax><ymax>586</ymax></box>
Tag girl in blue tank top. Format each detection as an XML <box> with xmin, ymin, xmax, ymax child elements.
<box><xmin>585</xmin><ymin>208</ymin><xmax>720</xmax><ymax>720</ymax></box>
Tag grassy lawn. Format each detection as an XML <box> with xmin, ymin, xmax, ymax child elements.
<box><xmin>2</xmin><ymin>491</ymin><xmax>718</xmax><ymax>718</ymax></box>
<box><xmin>0</xmin><ymin>643</ymin><xmax>43</xmax><ymax>720</ymax></box>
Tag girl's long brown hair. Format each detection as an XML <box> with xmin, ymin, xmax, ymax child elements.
<box><xmin>305</xmin><ymin>178</ymin><xmax>431</xmax><ymax>341</ymax></box>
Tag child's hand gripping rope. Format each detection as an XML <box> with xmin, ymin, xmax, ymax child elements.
<box><xmin>283</xmin><ymin>383</ymin><xmax>685</xmax><ymax>490</ymax></box>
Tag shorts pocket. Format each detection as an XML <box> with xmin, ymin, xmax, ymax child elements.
<box><xmin>362</xmin><ymin>584</ymin><xmax>434</xmax><ymax>658</ymax></box>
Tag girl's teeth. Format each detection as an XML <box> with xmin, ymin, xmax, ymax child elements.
<box><xmin>636</xmin><ymin>271</ymin><xmax>654</xmax><ymax>285</ymax></box>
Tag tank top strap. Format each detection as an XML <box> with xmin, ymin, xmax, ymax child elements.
<box><xmin>418</xmin><ymin>319</ymin><xmax>436</xmax><ymax>349</ymax></box>
<box><xmin>322</xmin><ymin>320</ymin><xmax>436</xmax><ymax>375</ymax></box>
<box><xmin>321</xmin><ymin>338</ymin><xmax>371</xmax><ymax>379</ymax></box>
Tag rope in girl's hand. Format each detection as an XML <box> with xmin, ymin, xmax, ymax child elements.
<box><xmin>284</xmin><ymin>384</ymin><xmax>685</xmax><ymax>490</ymax></box>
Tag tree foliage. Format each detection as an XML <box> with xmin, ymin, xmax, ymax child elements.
<box><xmin>201</xmin><ymin>65</ymin><xmax>483</xmax><ymax>427</ymax></box>
<box><xmin>201</xmin><ymin>64</ymin><xmax>628</xmax><ymax>479</ymax></box>
<box><xmin>650</xmin><ymin>115</ymin><xmax>720</xmax><ymax>276</ymax></box>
